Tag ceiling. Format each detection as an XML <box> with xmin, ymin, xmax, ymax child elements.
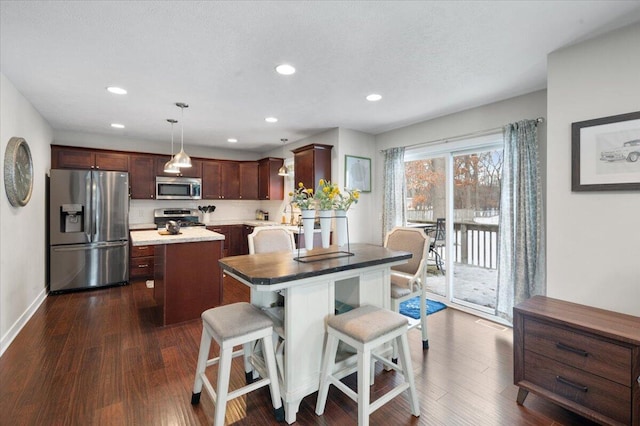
<box><xmin>2</xmin><ymin>1</ymin><xmax>640</xmax><ymax>153</ymax></box>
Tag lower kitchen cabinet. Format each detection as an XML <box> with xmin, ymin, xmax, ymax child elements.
<box><xmin>130</xmin><ymin>236</ymin><xmax>155</xmax><ymax>280</ymax></box>
<box><xmin>514</xmin><ymin>296</ymin><xmax>640</xmax><ymax>426</ymax></box>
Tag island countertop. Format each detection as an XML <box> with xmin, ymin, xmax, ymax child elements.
<box><xmin>219</xmin><ymin>243</ymin><xmax>411</xmax><ymax>287</ymax></box>
<box><xmin>130</xmin><ymin>227</ymin><xmax>225</xmax><ymax>246</ymax></box>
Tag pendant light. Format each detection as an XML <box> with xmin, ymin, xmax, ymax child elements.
<box><xmin>172</xmin><ymin>102</ymin><xmax>192</xmax><ymax>168</ymax></box>
<box><xmin>278</xmin><ymin>138</ymin><xmax>289</xmax><ymax>176</ymax></box>
<box><xmin>164</xmin><ymin>119</ymin><xmax>181</xmax><ymax>174</ymax></box>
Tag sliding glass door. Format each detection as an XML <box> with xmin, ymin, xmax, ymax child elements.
<box><xmin>405</xmin><ymin>135</ymin><xmax>502</xmax><ymax>315</ymax></box>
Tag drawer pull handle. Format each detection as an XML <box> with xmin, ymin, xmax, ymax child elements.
<box><xmin>556</xmin><ymin>342</ymin><xmax>589</xmax><ymax>357</ymax></box>
<box><xmin>555</xmin><ymin>375</ymin><xmax>588</xmax><ymax>392</ymax></box>
<box><xmin>137</xmin><ymin>264</ymin><xmax>149</xmax><ymax>268</ymax></box>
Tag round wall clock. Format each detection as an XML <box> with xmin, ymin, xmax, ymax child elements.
<box><xmin>4</xmin><ymin>137</ymin><xmax>34</xmax><ymax>207</ymax></box>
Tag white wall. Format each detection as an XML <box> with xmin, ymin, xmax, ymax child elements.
<box><xmin>337</xmin><ymin>128</ymin><xmax>377</xmax><ymax>244</ymax></box>
<box><xmin>0</xmin><ymin>73</ymin><xmax>53</xmax><ymax>355</ymax></box>
<box><xmin>374</xmin><ymin>90</ymin><xmax>548</xmax><ymax>244</ymax></box>
<box><xmin>546</xmin><ymin>23</ymin><xmax>640</xmax><ymax>316</ymax></box>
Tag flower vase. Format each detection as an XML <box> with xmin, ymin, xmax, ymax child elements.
<box><xmin>335</xmin><ymin>209</ymin><xmax>348</xmax><ymax>247</ymax></box>
<box><xmin>319</xmin><ymin>209</ymin><xmax>333</xmax><ymax>248</ymax></box>
<box><xmin>301</xmin><ymin>209</ymin><xmax>316</xmax><ymax>250</ymax></box>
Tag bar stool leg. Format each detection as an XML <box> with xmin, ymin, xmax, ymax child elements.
<box><xmin>191</xmin><ymin>327</ymin><xmax>212</xmax><ymax>404</ymax></box>
<box><xmin>357</xmin><ymin>347</ymin><xmax>372</xmax><ymax>426</ymax></box>
<box><xmin>214</xmin><ymin>346</ymin><xmax>233</xmax><ymax>426</ymax></box>
<box><xmin>397</xmin><ymin>333</ymin><xmax>420</xmax><ymax>417</ymax></box>
<box><xmin>262</xmin><ymin>334</ymin><xmax>285</xmax><ymax>421</ymax></box>
<box><xmin>242</xmin><ymin>342</ymin><xmax>255</xmax><ymax>384</ymax></box>
<box><xmin>315</xmin><ymin>333</ymin><xmax>339</xmax><ymax>415</ymax></box>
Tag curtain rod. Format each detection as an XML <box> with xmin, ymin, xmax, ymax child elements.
<box><xmin>381</xmin><ymin>117</ymin><xmax>544</xmax><ymax>152</ymax></box>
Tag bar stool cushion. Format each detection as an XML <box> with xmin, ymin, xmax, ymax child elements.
<box><xmin>202</xmin><ymin>302</ymin><xmax>273</xmax><ymax>340</ymax></box>
<box><xmin>327</xmin><ymin>305</ymin><xmax>408</xmax><ymax>343</ymax></box>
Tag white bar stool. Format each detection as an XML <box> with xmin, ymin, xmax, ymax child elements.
<box><xmin>315</xmin><ymin>305</ymin><xmax>420</xmax><ymax>426</ymax></box>
<box><xmin>191</xmin><ymin>302</ymin><xmax>285</xmax><ymax>425</ymax></box>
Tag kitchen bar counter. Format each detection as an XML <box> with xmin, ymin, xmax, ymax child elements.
<box><xmin>130</xmin><ymin>227</ymin><xmax>224</xmax><ymax>246</ymax></box>
<box><xmin>219</xmin><ymin>244</ymin><xmax>411</xmax><ymax>423</ymax></box>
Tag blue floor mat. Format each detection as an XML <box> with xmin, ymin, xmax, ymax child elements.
<box><xmin>399</xmin><ymin>297</ymin><xmax>446</xmax><ymax>319</ymax></box>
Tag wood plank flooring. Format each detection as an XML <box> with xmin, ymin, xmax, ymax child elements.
<box><xmin>1</xmin><ymin>279</ymin><xmax>598</xmax><ymax>425</ymax></box>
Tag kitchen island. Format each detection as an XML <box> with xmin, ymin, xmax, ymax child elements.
<box><xmin>219</xmin><ymin>244</ymin><xmax>411</xmax><ymax>424</ymax></box>
<box><xmin>130</xmin><ymin>227</ymin><xmax>225</xmax><ymax>326</ymax></box>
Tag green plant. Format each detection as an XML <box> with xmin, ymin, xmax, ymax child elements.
<box><xmin>334</xmin><ymin>188</ymin><xmax>360</xmax><ymax>211</ymax></box>
<box><xmin>314</xmin><ymin>179</ymin><xmax>340</xmax><ymax>210</ymax></box>
<box><xmin>289</xmin><ymin>182</ymin><xmax>315</xmax><ymax>210</ymax></box>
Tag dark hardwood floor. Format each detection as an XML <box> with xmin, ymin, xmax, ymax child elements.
<box><xmin>1</xmin><ymin>279</ymin><xmax>598</xmax><ymax>425</ymax></box>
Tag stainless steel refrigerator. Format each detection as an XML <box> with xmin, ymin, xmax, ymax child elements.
<box><xmin>49</xmin><ymin>169</ymin><xmax>129</xmax><ymax>293</ymax></box>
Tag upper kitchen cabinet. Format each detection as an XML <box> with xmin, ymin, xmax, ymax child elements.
<box><xmin>203</xmin><ymin>160</ymin><xmax>240</xmax><ymax>199</ymax></box>
<box><xmin>258</xmin><ymin>157</ymin><xmax>284</xmax><ymax>200</ymax></box>
<box><xmin>155</xmin><ymin>156</ymin><xmax>202</xmax><ymax>178</ymax></box>
<box><xmin>239</xmin><ymin>162</ymin><xmax>259</xmax><ymax>200</ymax></box>
<box><xmin>202</xmin><ymin>159</ymin><xmax>222</xmax><ymax>199</ymax></box>
<box><xmin>220</xmin><ymin>161</ymin><xmax>240</xmax><ymax>199</ymax></box>
<box><xmin>51</xmin><ymin>145</ymin><xmax>129</xmax><ymax>171</ymax></box>
<box><xmin>292</xmin><ymin>144</ymin><xmax>333</xmax><ymax>192</ymax></box>
<box><xmin>129</xmin><ymin>154</ymin><xmax>156</xmax><ymax>199</ymax></box>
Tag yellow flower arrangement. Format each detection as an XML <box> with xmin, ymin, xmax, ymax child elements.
<box><xmin>289</xmin><ymin>182</ymin><xmax>315</xmax><ymax>210</ymax></box>
<box><xmin>334</xmin><ymin>188</ymin><xmax>360</xmax><ymax>211</ymax></box>
<box><xmin>314</xmin><ymin>178</ymin><xmax>340</xmax><ymax>210</ymax></box>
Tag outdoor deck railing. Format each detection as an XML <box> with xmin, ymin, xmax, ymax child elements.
<box><xmin>409</xmin><ymin>219</ymin><xmax>499</xmax><ymax>270</ymax></box>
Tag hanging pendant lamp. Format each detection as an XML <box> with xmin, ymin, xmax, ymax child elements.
<box><xmin>277</xmin><ymin>138</ymin><xmax>289</xmax><ymax>176</ymax></box>
<box><xmin>164</xmin><ymin>119</ymin><xmax>181</xmax><ymax>174</ymax></box>
<box><xmin>172</xmin><ymin>102</ymin><xmax>192</xmax><ymax>168</ymax></box>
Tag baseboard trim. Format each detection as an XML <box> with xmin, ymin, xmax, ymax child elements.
<box><xmin>0</xmin><ymin>287</ymin><xmax>47</xmax><ymax>357</ymax></box>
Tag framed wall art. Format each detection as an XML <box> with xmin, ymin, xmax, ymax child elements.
<box><xmin>571</xmin><ymin>111</ymin><xmax>640</xmax><ymax>191</ymax></box>
<box><xmin>345</xmin><ymin>155</ymin><xmax>371</xmax><ymax>192</ymax></box>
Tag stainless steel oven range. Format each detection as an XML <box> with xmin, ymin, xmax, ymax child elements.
<box><xmin>153</xmin><ymin>208</ymin><xmax>206</xmax><ymax>229</ymax></box>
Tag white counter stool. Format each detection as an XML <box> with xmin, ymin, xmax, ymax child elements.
<box><xmin>191</xmin><ymin>302</ymin><xmax>285</xmax><ymax>425</ymax></box>
<box><xmin>315</xmin><ymin>305</ymin><xmax>420</xmax><ymax>426</ymax></box>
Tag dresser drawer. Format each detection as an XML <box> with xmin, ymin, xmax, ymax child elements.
<box><xmin>131</xmin><ymin>245</ymin><xmax>154</xmax><ymax>258</ymax></box>
<box><xmin>524</xmin><ymin>350</ymin><xmax>631</xmax><ymax>425</ymax></box>
<box><xmin>130</xmin><ymin>256</ymin><xmax>154</xmax><ymax>278</ymax></box>
<box><xmin>524</xmin><ymin>317</ymin><xmax>631</xmax><ymax>386</ymax></box>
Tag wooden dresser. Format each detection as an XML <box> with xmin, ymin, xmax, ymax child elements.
<box><xmin>514</xmin><ymin>296</ymin><xmax>640</xmax><ymax>426</ymax></box>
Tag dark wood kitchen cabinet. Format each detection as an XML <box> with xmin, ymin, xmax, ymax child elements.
<box><xmin>202</xmin><ymin>160</ymin><xmax>222</xmax><ymax>199</ymax></box>
<box><xmin>258</xmin><ymin>157</ymin><xmax>284</xmax><ymax>200</ymax></box>
<box><xmin>220</xmin><ymin>161</ymin><xmax>240</xmax><ymax>199</ymax></box>
<box><xmin>292</xmin><ymin>143</ymin><xmax>332</xmax><ymax>191</ymax></box>
<box><xmin>239</xmin><ymin>162</ymin><xmax>259</xmax><ymax>199</ymax></box>
<box><xmin>51</xmin><ymin>145</ymin><xmax>129</xmax><ymax>171</ymax></box>
<box><xmin>130</xmin><ymin>244</ymin><xmax>155</xmax><ymax>280</ymax></box>
<box><xmin>207</xmin><ymin>225</ymin><xmax>244</xmax><ymax>256</ymax></box>
<box><xmin>129</xmin><ymin>154</ymin><xmax>156</xmax><ymax>199</ymax></box>
<box><xmin>241</xmin><ymin>225</ymin><xmax>254</xmax><ymax>254</ymax></box>
<box><xmin>155</xmin><ymin>156</ymin><xmax>202</xmax><ymax>178</ymax></box>
<box><xmin>514</xmin><ymin>296</ymin><xmax>640</xmax><ymax>426</ymax></box>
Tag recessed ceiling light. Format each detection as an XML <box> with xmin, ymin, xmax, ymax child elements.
<box><xmin>227</xmin><ymin>138</ymin><xmax>238</xmax><ymax>143</ymax></box>
<box><xmin>275</xmin><ymin>64</ymin><xmax>296</xmax><ymax>75</ymax></box>
<box><xmin>107</xmin><ymin>86</ymin><xmax>127</xmax><ymax>95</ymax></box>
<box><xmin>265</xmin><ymin>117</ymin><xmax>278</xmax><ymax>123</ymax></box>
<box><xmin>110</xmin><ymin>123</ymin><xmax>125</xmax><ymax>129</ymax></box>
<box><xmin>366</xmin><ymin>94</ymin><xmax>382</xmax><ymax>102</ymax></box>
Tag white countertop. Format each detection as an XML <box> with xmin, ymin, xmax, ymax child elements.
<box><xmin>130</xmin><ymin>227</ymin><xmax>225</xmax><ymax>246</ymax></box>
<box><xmin>129</xmin><ymin>220</ymin><xmax>320</xmax><ymax>234</ymax></box>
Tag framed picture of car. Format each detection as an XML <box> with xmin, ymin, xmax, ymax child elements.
<box><xmin>571</xmin><ymin>111</ymin><xmax>640</xmax><ymax>191</ymax></box>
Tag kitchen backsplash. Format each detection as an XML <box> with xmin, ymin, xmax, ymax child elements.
<box><xmin>129</xmin><ymin>199</ymin><xmax>286</xmax><ymax>225</ymax></box>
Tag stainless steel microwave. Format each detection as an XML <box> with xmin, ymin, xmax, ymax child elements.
<box><xmin>156</xmin><ymin>176</ymin><xmax>202</xmax><ymax>200</ymax></box>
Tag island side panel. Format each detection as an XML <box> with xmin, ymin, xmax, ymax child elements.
<box><xmin>161</xmin><ymin>240</ymin><xmax>223</xmax><ymax>325</ymax></box>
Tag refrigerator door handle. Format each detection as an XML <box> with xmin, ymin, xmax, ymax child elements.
<box><xmin>51</xmin><ymin>240</ymin><xmax>128</xmax><ymax>252</ymax></box>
